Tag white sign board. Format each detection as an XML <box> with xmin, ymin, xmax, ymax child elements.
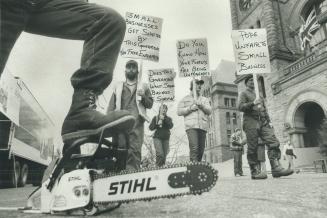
<box><xmin>176</xmin><ymin>38</ymin><xmax>210</xmax><ymax>77</ymax></box>
<box><xmin>0</xmin><ymin>69</ymin><xmax>20</xmax><ymax>124</ymax></box>
<box><xmin>232</xmin><ymin>29</ymin><xmax>271</xmax><ymax>75</ymax></box>
<box><xmin>121</xmin><ymin>12</ymin><xmax>163</xmax><ymax>62</ymax></box>
<box><xmin>148</xmin><ymin>69</ymin><xmax>175</xmax><ymax>102</ymax></box>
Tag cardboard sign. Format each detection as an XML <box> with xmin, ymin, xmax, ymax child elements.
<box><xmin>121</xmin><ymin>12</ymin><xmax>163</xmax><ymax>62</ymax></box>
<box><xmin>0</xmin><ymin>69</ymin><xmax>20</xmax><ymax>125</ymax></box>
<box><xmin>232</xmin><ymin>29</ymin><xmax>271</xmax><ymax>75</ymax></box>
<box><xmin>176</xmin><ymin>38</ymin><xmax>210</xmax><ymax>77</ymax></box>
<box><xmin>148</xmin><ymin>69</ymin><xmax>175</xmax><ymax>102</ymax></box>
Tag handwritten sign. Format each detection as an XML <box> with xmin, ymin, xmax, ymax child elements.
<box><xmin>148</xmin><ymin>69</ymin><xmax>175</xmax><ymax>102</ymax></box>
<box><xmin>120</xmin><ymin>12</ymin><xmax>163</xmax><ymax>62</ymax></box>
<box><xmin>232</xmin><ymin>29</ymin><xmax>271</xmax><ymax>75</ymax></box>
<box><xmin>176</xmin><ymin>38</ymin><xmax>210</xmax><ymax>77</ymax></box>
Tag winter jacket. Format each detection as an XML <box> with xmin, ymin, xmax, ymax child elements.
<box><xmin>149</xmin><ymin>115</ymin><xmax>173</xmax><ymax>140</ymax></box>
<box><xmin>238</xmin><ymin>88</ymin><xmax>270</xmax><ymax>124</ymax></box>
<box><xmin>177</xmin><ymin>93</ymin><xmax>211</xmax><ymax>131</ymax></box>
<box><xmin>230</xmin><ymin>132</ymin><xmax>246</xmax><ymax>151</ymax></box>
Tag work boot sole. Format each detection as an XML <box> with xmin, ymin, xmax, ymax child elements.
<box><xmin>272</xmin><ymin>170</ymin><xmax>294</xmax><ymax>178</ymax></box>
<box><xmin>62</xmin><ymin>115</ymin><xmax>135</xmax><ymax>143</ymax></box>
<box><xmin>251</xmin><ymin>175</ymin><xmax>268</xmax><ymax>180</ymax></box>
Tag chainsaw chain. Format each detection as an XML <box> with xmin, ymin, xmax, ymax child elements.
<box><xmin>92</xmin><ymin>162</ymin><xmax>218</xmax><ymax>206</ymax></box>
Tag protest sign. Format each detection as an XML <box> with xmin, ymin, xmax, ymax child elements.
<box><xmin>121</xmin><ymin>12</ymin><xmax>163</xmax><ymax>62</ymax></box>
<box><xmin>176</xmin><ymin>38</ymin><xmax>210</xmax><ymax>77</ymax></box>
<box><xmin>231</xmin><ymin>29</ymin><xmax>271</xmax><ymax>75</ymax></box>
<box><xmin>148</xmin><ymin>68</ymin><xmax>175</xmax><ymax>102</ymax></box>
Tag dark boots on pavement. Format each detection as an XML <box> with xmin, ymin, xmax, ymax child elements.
<box><xmin>61</xmin><ymin>89</ymin><xmax>134</xmax><ymax>143</ymax></box>
<box><xmin>250</xmin><ymin>163</ymin><xmax>268</xmax><ymax>180</ymax></box>
<box><xmin>250</xmin><ymin>163</ymin><xmax>267</xmax><ymax>180</ymax></box>
<box><xmin>270</xmin><ymin>159</ymin><xmax>294</xmax><ymax>178</ymax></box>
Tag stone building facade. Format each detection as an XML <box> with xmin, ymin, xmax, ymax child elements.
<box><xmin>230</xmin><ymin>0</ymin><xmax>327</xmax><ymax>163</ymax></box>
<box><xmin>202</xmin><ymin>60</ymin><xmax>241</xmax><ymax>163</ymax></box>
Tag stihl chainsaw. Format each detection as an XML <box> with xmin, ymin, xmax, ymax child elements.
<box><xmin>25</xmin><ymin>120</ymin><xmax>218</xmax><ymax>215</ymax></box>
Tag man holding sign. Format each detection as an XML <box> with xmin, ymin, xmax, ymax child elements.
<box><xmin>177</xmin><ymin>79</ymin><xmax>211</xmax><ymax>162</ymax></box>
<box><xmin>232</xmin><ymin>28</ymin><xmax>293</xmax><ymax>179</ymax></box>
<box><xmin>108</xmin><ymin>60</ymin><xmax>153</xmax><ymax>171</ymax></box>
<box><xmin>239</xmin><ymin>75</ymin><xmax>293</xmax><ymax>179</ymax></box>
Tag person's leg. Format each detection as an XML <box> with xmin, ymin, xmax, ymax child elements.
<box><xmin>153</xmin><ymin>138</ymin><xmax>164</xmax><ymax>167</ymax></box>
<box><xmin>261</xmin><ymin>125</ymin><xmax>293</xmax><ymax>178</ymax></box>
<box><xmin>257</xmin><ymin>143</ymin><xmax>267</xmax><ymax>178</ymax></box>
<box><xmin>233</xmin><ymin>151</ymin><xmax>238</xmax><ymax>175</ymax></box>
<box><xmin>186</xmin><ymin>129</ymin><xmax>199</xmax><ymax>162</ymax></box>
<box><xmin>286</xmin><ymin>155</ymin><xmax>294</xmax><ymax>170</ymax></box>
<box><xmin>23</xmin><ymin>0</ymin><xmax>131</xmax><ymax>141</ymax></box>
<box><xmin>162</xmin><ymin>139</ymin><xmax>170</xmax><ymax>165</ymax></box>
<box><xmin>197</xmin><ymin>129</ymin><xmax>207</xmax><ymax>162</ymax></box>
<box><xmin>25</xmin><ymin>0</ymin><xmax>126</xmax><ymax>90</ymax></box>
<box><xmin>243</xmin><ymin>120</ymin><xmax>260</xmax><ymax>178</ymax></box>
<box><xmin>236</xmin><ymin>151</ymin><xmax>243</xmax><ymax>175</ymax></box>
<box><xmin>0</xmin><ymin>1</ymin><xmax>28</xmax><ymax>75</ymax></box>
<box><xmin>126</xmin><ymin>121</ymin><xmax>144</xmax><ymax>171</ymax></box>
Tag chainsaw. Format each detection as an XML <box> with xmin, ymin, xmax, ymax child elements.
<box><xmin>25</xmin><ymin>120</ymin><xmax>218</xmax><ymax>215</ymax></box>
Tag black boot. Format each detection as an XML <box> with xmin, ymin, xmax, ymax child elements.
<box><xmin>270</xmin><ymin>159</ymin><xmax>294</xmax><ymax>178</ymax></box>
<box><xmin>250</xmin><ymin>164</ymin><xmax>267</xmax><ymax>180</ymax></box>
<box><xmin>61</xmin><ymin>89</ymin><xmax>135</xmax><ymax>143</ymax></box>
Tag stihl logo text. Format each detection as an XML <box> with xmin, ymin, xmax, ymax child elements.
<box><xmin>108</xmin><ymin>177</ymin><xmax>156</xmax><ymax>195</ymax></box>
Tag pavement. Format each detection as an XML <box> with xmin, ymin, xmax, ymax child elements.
<box><xmin>0</xmin><ymin>163</ymin><xmax>326</xmax><ymax>218</ymax></box>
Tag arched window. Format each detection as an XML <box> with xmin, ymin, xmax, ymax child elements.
<box><xmin>299</xmin><ymin>1</ymin><xmax>327</xmax><ymax>51</ymax></box>
<box><xmin>257</xmin><ymin>20</ymin><xmax>261</xmax><ymax>28</ymax></box>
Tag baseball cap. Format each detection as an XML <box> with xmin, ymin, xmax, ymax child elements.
<box><xmin>126</xmin><ymin>60</ymin><xmax>138</xmax><ymax>68</ymax></box>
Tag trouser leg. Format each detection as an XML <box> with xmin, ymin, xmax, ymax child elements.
<box><xmin>260</xmin><ymin>125</ymin><xmax>281</xmax><ymax>161</ymax></box>
<box><xmin>153</xmin><ymin>138</ymin><xmax>164</xmax><ymax>167</ymax></box>
<box><xmin>197</xmin><ymin>129</ymin><xmax>207</xmax><ymax>161</ymax></box>
<box><xmin>186</xmin><ymin>129</ymin><xmax>199</xmax><ymax>162</ymax></box>
<box><xmin>126</xmin><ymin>121</ymin><xmax>144</xmax><ymax>171</ymax></box>
<box><xmin>261</xmin><ymin>124</ymin><xmax>293</xmax><ymax>177</ymax></box>
<box><xmin>24</xmin><ymin>0</ymin><xmax>126</xmax><ymax>93</ymax></box>
<box><xmin>233</xmin><ymin>151</ymin><xmax>238</xmax><ymax>174</ymax></box>
<box><xmin>244</xmin><ymin>123</ymin><xmax>259</xmax><ymax>166</ymax></box>
<box><xmin>162</xmin><ymin>139</ymin><xmax>170</xmax><ymax>165</ymax></box>
<box><xmin>237</xmin><ymin>151</ymin><xmax>243</xmax><ymax>174</ymax></box>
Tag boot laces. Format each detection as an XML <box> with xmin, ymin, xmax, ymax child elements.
<box><xmin>85</xmin><ymin>90</ymin><xmax>105</xmax><ymax>110</ymax></box>
<box><xmin>85</xmin><ymin>90</ymin><xmax>98</xmax><ymax>109</ymax></box>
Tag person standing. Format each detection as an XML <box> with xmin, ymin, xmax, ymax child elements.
<box><xmin>177</xmin><ymin>79</ymin><xmax>211</xmax><ymax>162</ymax></box>
<box><xmin>230</xmin><ymin>128</ymin><xmax>246</xmax><ymax>176</ymax></box>
<box><xmin>282</xmin><ymin>140</ymin><xmax>297</xmax><ymax>171</ymax></box>
<box><xmin>149</xmin><ymin>104</ymin><xmax>173</xmax><ymax>167</ymax></box>
<box><xmin>108</xmin><ymin>60</ymin><xmax>153</xmax><ymax>171</ymax></box>
<box><xmin>238</xmin><ymin>75</ymin><xmax>293</xmax><ymax>179</ymax></box>
<box><xmin>0</xmin><ymin>0</ymin><xmax>133</xmax><ymax>145</ymax></box>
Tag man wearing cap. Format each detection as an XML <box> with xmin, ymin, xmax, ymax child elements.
<box><xmin>238</xmin><ymin>75</ymin><xmax>293</xmax><ymax>179</ymax></box>
<box><xmin>177</xmin><ymin>79</ymin><xmax>211</xmax><ymax>162</ymax></box>
<box><xmin>108</xmin><ymin>60</ymin><xmax>153</xmax><ymax>171</ymax></box>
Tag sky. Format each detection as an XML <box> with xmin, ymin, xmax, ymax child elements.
<box><xmin>4</xmin><ymin>0</ymin><xmax>235</xmax><ymax>156</ymax></box>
